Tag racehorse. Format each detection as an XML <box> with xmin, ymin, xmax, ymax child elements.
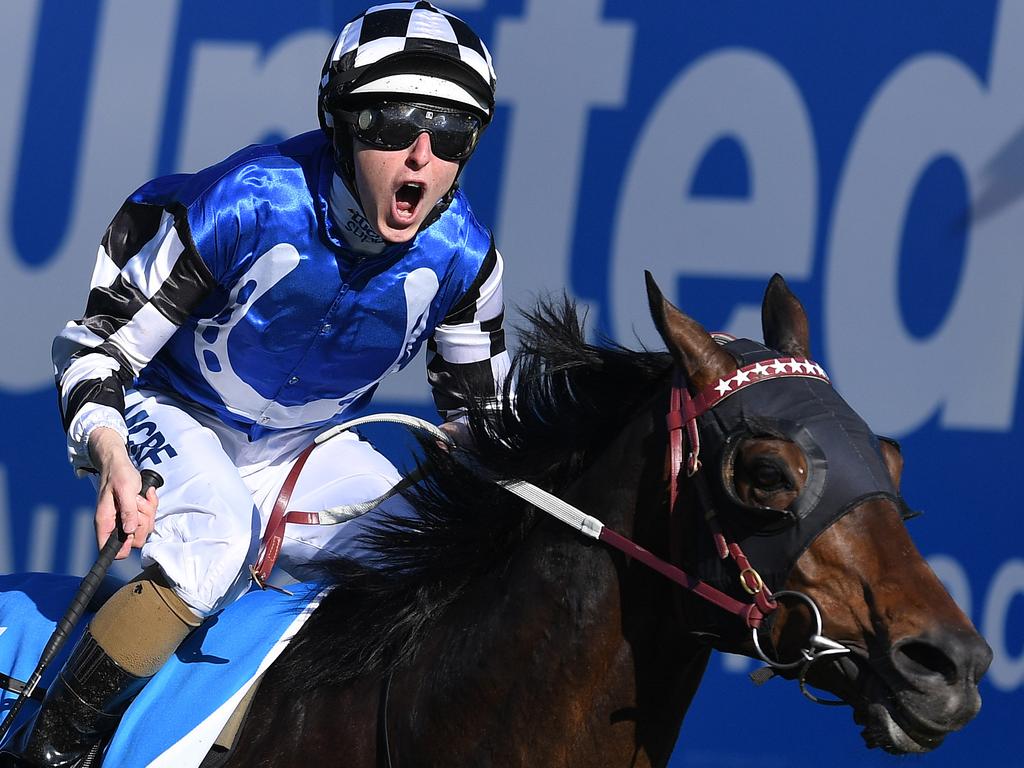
<box><xmin>218</xmin><ymin>273</ymin><xmax>990</xmax><ymax>767</ymax></box>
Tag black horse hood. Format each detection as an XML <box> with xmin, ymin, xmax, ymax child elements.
<box><xmin>683</xmin><ymin>338</ymin><xmax>898</xmax><ymax>605</ymax></box>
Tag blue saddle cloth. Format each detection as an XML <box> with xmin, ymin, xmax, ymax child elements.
<box><xmin>0</xmin><ymin>573</ymin><xmax>327</xmax><ymax>767</ymax></box>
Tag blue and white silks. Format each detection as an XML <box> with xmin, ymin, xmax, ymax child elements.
<box><xmin>134</xmin><ymin>131</ymin><xmax>494</xmax><ymax>440</ymax></box>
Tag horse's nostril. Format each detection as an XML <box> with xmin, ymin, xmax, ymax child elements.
<box><xmin>893</xmin><ymin>631</ymin><xmax>993</xmax><ymax>688</ymax></box>
<box><xmin>897</xmin><ymin>640</ymin><xmax>958</xmax><ymax>684</ymax></box>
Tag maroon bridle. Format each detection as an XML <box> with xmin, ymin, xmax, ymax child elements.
<box><xmin>661</xmin><ymin>355</ymin><xmax>852</xmax><ymax>705</ymax></box>
<box><xmin>599</xmin><ymin>355</ymin><xmax>833</xmax><ymax>631</ymax></box>
<box><xmin>659</xmin><ymin>355</ymin><xmax>831</xmax><ymax>623</ymax></box>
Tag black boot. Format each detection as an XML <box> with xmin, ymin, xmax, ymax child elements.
<box><xmin>0</xmin><ymin>630</ymin><xmax>148</xmax><ymax>767</ymax></box>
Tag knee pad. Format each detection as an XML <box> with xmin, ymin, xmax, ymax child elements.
<box><xmin>88</xmin><ymin>566</ymin><xmax>202</xmax><ymax>677</ymax></box>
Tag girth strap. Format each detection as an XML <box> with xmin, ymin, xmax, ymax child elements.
<box><xmin>250</xmin><ymin>442</ymin><xmax>319</xmax><ymax>589</ymax></box>
<box><xmin>249</xmin><ymin>415</ymin><xmax>437</xmax><ymax>588</ymax></box>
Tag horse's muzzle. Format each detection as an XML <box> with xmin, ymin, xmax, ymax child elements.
<box><xmin>851</xmin><ymin>626</ymin><xmax>992</xmax><ymax>753</ymax></box>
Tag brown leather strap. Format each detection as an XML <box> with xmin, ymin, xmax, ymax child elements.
<box><xmin>251</xmin><ymin>441</ymin><xmax>318</xmax><ymax>588</ymax></box>
<box><xmin>662</xmin><ymin>372</ymin><xmax>777</xmax><ymax>628</ymax></box>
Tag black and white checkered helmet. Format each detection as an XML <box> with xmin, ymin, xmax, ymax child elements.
<box><xmin>319</xmin><ymin>1</ymin><xmax>497</xmax><ymax>135</ymax></box>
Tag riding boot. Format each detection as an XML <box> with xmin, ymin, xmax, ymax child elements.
<box><xmin>0</xmin><ymin>567</ymin><xmax>201</xmax><ymax>767</ymax></box>
<box><xmin>0</xmin><ymin>630</ymin><xmax>148</xmax><ymax>767</ymax></box>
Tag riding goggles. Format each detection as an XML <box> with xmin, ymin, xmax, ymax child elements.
<box><xmin>338</xmin><ymin>102</ymin><xmax>482</xmax><ymax>162</ymax></box>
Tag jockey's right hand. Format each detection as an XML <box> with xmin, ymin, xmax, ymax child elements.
<box><xmin>89</xmin><ymin>427</ymin><xmax>159</xmax><ymax>559</ymax></box>
<box><xmin>438</xmin><ymin>419</ymin><xmax>474</xmax><ymax>450</ymax></box>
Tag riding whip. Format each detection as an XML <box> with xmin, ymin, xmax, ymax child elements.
<box><xmin>0</xmin><ymin>469</ymin><xmax>164</xmax><ymax>741</ymax></box>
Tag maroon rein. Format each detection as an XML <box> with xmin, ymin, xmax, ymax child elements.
<box><xmin>595</xmin><ymin>367</ymin><xmax>779</xmax><ymax>630</ymax></box>
<box><xmin>254</xmin><ymin>359</ymin><xmax>841</xmax><ymax>627</ymax></box>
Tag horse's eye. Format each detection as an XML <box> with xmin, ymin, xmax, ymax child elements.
<box><xmin>753</xmin><ymin>462</ymin><xmax>789</xmax><ymax>491</ymax></box>
<box><xmin>730</xmin><ymin>438</ymin><xmax>803</xmax><ymax>514</ymax></box>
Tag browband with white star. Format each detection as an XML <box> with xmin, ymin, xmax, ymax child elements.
<box><xmin>679</xmin><ymin>357</ymin><xmax>830</xmax><ymax>426</ymax></box>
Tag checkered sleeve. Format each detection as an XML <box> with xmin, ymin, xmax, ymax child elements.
<box><xmin>427</xmin><ymin>243</ymin><xmax>510</xmax><ymax>422</ymax></box>
<box><xmin>52</xmin><ymin>199</ymin><xmax>215</xmax><ymax>472</ymax></box>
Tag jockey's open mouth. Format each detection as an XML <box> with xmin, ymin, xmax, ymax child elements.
<box><xmin>395</xmin><ymin>181</ymin><xmax>424</xmax><ymax>219</ymax></box>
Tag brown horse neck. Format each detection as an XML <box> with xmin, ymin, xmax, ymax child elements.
<box><xmin>384</xmin><ymin>403</ymin><xmax>706</xmax><ymax>766</ymax></box>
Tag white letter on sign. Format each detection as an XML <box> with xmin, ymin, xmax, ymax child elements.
<box><xmin>825</xmin><ymin>1</ymin><xmax>1024</xmax><ymax>435</ymax></box>
<box><xmin>611</xmin><ymin>50</ymin><xmax>816</xmax><ymax>347</ymax></box>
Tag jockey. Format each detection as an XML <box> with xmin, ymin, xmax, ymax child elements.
<box><xmin>2</xmin><ymin>3</ymin><xmax>508</xmax><ymax>765</ymax></box>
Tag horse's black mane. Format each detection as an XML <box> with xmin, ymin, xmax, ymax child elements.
<box><xmin>276</xmin><ymin>298</ymin><xmax>670</xmax><ymax>691</ymax></box>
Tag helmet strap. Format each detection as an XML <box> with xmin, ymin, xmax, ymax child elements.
<box><xmin>331</xmin><ymin>125</ymin><xmax>361</xmax><ymax>205</ymax></box>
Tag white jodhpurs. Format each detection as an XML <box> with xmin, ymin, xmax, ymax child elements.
<box><xmin>119</xmin><ymin>389</ymin><xmax>416</xmax><ymax>617</ymax></box>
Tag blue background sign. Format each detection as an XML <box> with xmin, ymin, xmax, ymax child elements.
<box><xmin>0</xmin><ymin>1</ymin><xmax>1020</xmax><ymax>765</ymax></box>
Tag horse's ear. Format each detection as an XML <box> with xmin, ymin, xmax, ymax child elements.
<box><xmin>762</xmin><ymin>274</ymin><xmax>811</xmax><ymax>358</ymax></box>
<box><xmin>645</xmin><ymin>271</ymin><xmax>735</xmax><ymax>389</ymax></box>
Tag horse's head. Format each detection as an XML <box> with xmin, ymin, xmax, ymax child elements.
<box><xmin>646</xmin><ymin>273</ymin><xmax>991</xmax><ymax>754</ymax></box>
